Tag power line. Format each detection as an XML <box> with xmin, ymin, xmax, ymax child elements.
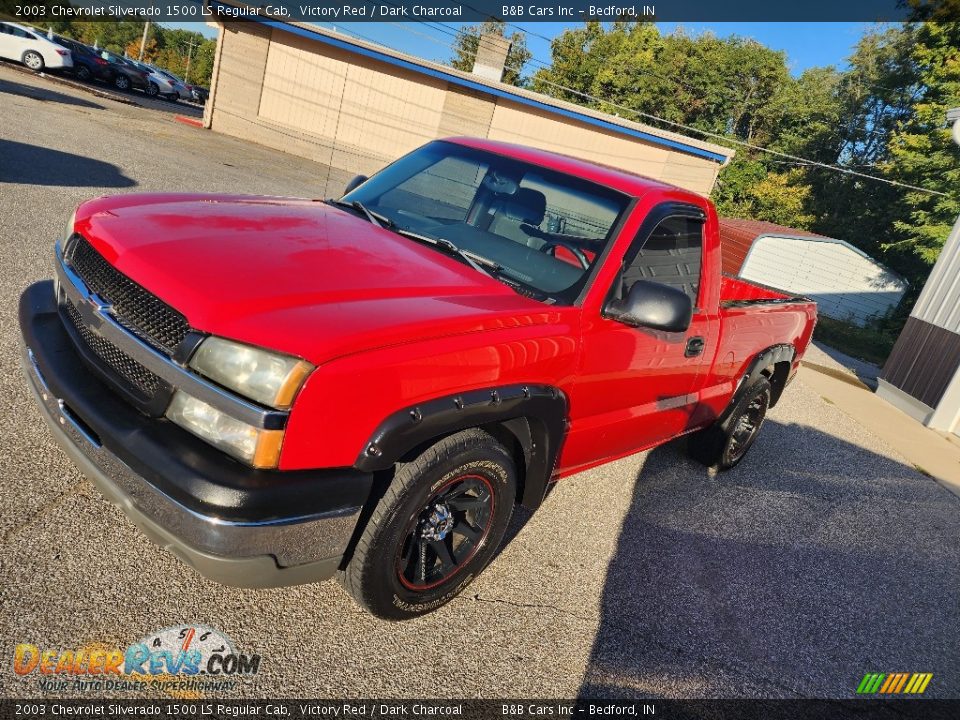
<box><xmin>526</xmin><ymin>74</ymin><xmax>948</xmax><ymax>197</ymax></box>
<box><xmin>385</xmin><ymin>22</ymin><xmax>947</xmax><ymax>198</ymax></box>
<box><xmin>434</xmin><ymin>13</ymin><xmax>925</xmax><ymax>146</ymax></box>
<box><xmin>316</xmin><ymin>21</ymin><xmax>946</xmax><ymax>198</ymax></box>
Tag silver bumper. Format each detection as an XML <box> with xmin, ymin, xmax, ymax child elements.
<box><xmin>22</xmin><ymin>344</ymin><xmax>360</xmax><ymax>587</ymax></box>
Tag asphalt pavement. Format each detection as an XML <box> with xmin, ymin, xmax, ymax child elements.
<box><xmin>1</xmin><ymin>63</ymin><xmax>958</xmax><ymax>700</ymax></box>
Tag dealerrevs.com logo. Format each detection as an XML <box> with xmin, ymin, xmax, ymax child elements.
<box><xmin>12</xmin><ymin>624</ymin><xmax>260</xmax><ymax>694</ymax></box>
<box><xmin>856</xmin><ymin>672</ymin><xmax>933</xmax><ymax>695</ymax></box>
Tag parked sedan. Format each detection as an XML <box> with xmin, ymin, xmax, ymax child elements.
<box><xmin>188</xmin><ymin>85</ymin><xmax>209</xmax><ymax>103</ymax></box>
<box><xmin>52</xmin><ymin>37</ymin><xmax>110</xmax><ymax>83</ymax></box>
<box><xmin>127</xmin><ymin>59</ymin><xmax>185</xmax><ymax>101</ymax></box>
<box><xmin>0</xmin><ymin>22</ymin><xmax>72</xmax><ymax>72</ymax></box>
<box><xmin>95</xmin><ymin>51</ymin><xmax>150</xmax><ymax>92</ymax></box>
<box><xmin>153</xmin><ymin>67</ymin><xmax>193</xmax><ymax>101</ymax></box>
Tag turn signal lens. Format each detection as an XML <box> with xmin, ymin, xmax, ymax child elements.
<box><xmin>165</xmin><ymin>391</ymin><xmax>284</xmax><ymax>469</ymax></box>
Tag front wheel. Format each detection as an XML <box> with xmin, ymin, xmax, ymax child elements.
<box><xmin>23</xmin><ymin>51</ymin><xmax>44</xmax><ymax>72</ymax></box>
<box><xmin>340</xmin><ymin>429</ymin><xmax>516</xmax><ymax>620</ymax></box>
<box><xmin>688</xmin><ymin>376</ymin><xmax>771</xmax><ymax>470</ymax></box>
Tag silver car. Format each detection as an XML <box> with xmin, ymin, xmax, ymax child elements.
<box><xmin>153</xmin><ymin>67</ymin><xmax>193</xmax><ymax>101</ymax></box>
<box><xmin>129</xmin><ymin>60</ymin><xmax>190</xmax><ymax>101</ymax></box>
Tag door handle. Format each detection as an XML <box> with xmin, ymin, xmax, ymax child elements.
<box><xmin>685</xmin><ymin>336</ymin><xmax>705</xmax><ymax>357</ymax></box>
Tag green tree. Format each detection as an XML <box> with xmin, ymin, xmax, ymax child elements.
<box><xmin>449</xmin><ymin>20</ymin><xmax>531</xmax><ymax>86</ymax></box>
<box><xmin>530</xmin><ymin>22</ymin><xmax>821</xmax><ymax>228</ymax></box>
<box><xmin>885</xmin><ymin>22</ymin><xmax>960</xmax><ymax>264</ymax></box>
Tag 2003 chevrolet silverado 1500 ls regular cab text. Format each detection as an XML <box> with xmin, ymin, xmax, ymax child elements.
<box><xmin>19</xmin><ymin>138</ymin><xmax>817</xmax><ymax>619</ymax></box>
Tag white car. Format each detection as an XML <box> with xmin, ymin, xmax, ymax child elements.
<box><xmin>0</xmin><ymin>22</ymin><xmax>72</xmax><ymax>72</ymax></box>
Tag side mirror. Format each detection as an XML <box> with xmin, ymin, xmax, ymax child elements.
<box><xmin>604</xmin><ymin>280</ymin><xmax>693</xmax><ymax>333</ymax></box>
<box><xmin>343</xmin><ymin>175</ymin><xmax>368</xmax><ymax>195</ymax></box>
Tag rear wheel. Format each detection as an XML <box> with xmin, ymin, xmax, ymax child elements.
<box><xmin>113</xmin><ymin>74</ymin><xmax>131</xmax><ymax>91</ymax></box>
<box><xmin>340</xmin><ymin>428</ymin><xmax>516</xmax><ymax>620</ymax></box>
<box><xmin>146</xmin><ymin>82</ymin><xmax>159</xmax><ymax>97</ymax></box>
<box><xmin>23</xmin><ymin>51</ymin><xmax>44</xmax><ymax>72</ymax></box>
<box><xmin>688</xmin><ymin>376</ymin><xmax>771</xmax><ymax>470</ymax></box>
<box><xmin>75</xmin><ymin>65</ymin><xmax>92</xmax><ymax>82</ymax></box>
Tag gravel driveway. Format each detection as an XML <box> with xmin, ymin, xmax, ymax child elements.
<box><xmin>1</xmin><ymin>64</ymin><xmax>958</xmax><ymax>700</ymax></box>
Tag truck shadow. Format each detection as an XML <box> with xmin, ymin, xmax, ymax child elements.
<box><xmin>0</xmin><ymin>75</ymin><xmax>105</xmax><ymax>109</ymax></box>
<box><xmin>577</xmin><ymin>419</ymin><xmax>960</xmax><ymax>699</ymax></box>
<box><xmin>0</xmin><ymin>139</ymin><xmax>136</xmax><ymax>188</ymax></box>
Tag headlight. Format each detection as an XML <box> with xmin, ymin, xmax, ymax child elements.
<box><xmin>165</xmin><ymin>391</ymin><xmax>284</xmax><ymax>468</ymax></box>
<box><xmin>188</xmin><ymin>337</ymin><xmax>313</xmax><ymax>409</ymax></box>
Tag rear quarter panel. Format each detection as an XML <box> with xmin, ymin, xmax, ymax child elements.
<box><xmin>710</xmin><ymin>300</ymin><xmax>817</xmax><ymax>414</ymax></box>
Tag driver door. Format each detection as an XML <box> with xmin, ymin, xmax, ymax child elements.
<box><xmin>561</xmin><ymin>204</ymin><xmax>718</xmax><ymax>472</ymax></box>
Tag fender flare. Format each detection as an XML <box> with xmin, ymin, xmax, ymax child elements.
<box><xmin>354</xmin><ymin>384</ymin><xmax>568</xmax><ymax>510</ymax></box>
<box><xmin>724</xmin><ymin>343</ymin><xmax>796</xmax><ymax>422</ymax></box>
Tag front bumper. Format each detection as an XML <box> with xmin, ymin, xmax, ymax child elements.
<box><xmin>19</xmin><ymin>280</ymin><xmax>373</xmax><ymax>587</ymax></box>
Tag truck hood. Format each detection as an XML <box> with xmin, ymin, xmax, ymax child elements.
<box><xmin>73</xmin><ymin>193</ymin><xmax>558</xmax><ymax>364</ymax></box>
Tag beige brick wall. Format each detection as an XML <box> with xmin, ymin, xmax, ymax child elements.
<box><xmin>207</xmin><ymin>24</ymin><xmax>725</xmax><ymax>198</ymax></box>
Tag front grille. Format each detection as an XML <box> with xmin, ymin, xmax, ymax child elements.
<box><xmin>67</xmin><ymin>236</ymin><xmax>189</xmax><ymax>354</ymax></box>
<box><xmin>64</xmin><ymin>299</ymin><xmax>164</xmax><ymax>398</ymax></box>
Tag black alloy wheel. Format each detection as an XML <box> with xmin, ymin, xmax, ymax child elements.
<box><xmin>395</xmin><ymin>473</ymin><xmax>494</xmax><ymax>590</ymax></box>
<box><xmin>340</xmin><ymin>428</ymin><xmax>516</xmax><ymax>620</ymax></box>
<box><xmin>687</xmin><ymin>375</ymin><xmax>772</xmax><ymax>470</ymax></box>
<box><xmin>724</xmin><ymin>390</ymin><xmax>769</xmax><ymax>465</ymax></box>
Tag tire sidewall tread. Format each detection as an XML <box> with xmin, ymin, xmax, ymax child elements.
<box><xmin>688</xmin><ymin>376</ymin><xmax>772</xmax><ymax>470</ymax></box>
<box><xmin>340</xmin><ymin>428</ymin><xmax>516</xmax><ymax>621</ymax></box>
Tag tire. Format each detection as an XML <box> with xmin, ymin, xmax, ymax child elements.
<box><xmin>688</xmin><ymin>376</ymin><xmax>772</xmax><ymax>471</ymax></box>
<box><xmin>76</xmin><ymin>65</ymin><xmax>92</xmax><ymax>82</ymax></box>
<box><xmin>113</xmin><ymin>74</ymin><xmax>131</xmax><ymax>91</ymax></box>
<box><xmin>22</xmin><ymin>51</ymin><xmax>44</xmax><ymax>72</ymax></box>
<box><xmin>340</xmin><ymin>428</ymin><xmax>517</xmax><ymax>620</ymax></box>
<box><xmin>146</xmin><ymin>82</ymin><xmax>159</xmax><ymax>97</ymax></box>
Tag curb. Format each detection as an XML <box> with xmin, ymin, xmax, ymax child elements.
<box><xmin>174</xmin><ymin>115</ymin><xmax>204</xmax><ymax>128</ymax></box>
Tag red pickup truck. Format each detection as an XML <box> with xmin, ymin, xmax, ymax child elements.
<box><xmin>19</xmin><ymin>138</ymin><xmax>816</xmax><ymax>619</ymax></box>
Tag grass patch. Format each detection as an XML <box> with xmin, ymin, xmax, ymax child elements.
<box><xmin>813</xmin><ymin>315</ymin><xmax>897</xmax><ymax>366</ymax></box>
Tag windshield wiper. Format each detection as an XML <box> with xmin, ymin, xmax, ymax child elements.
<box><xmin>391</xmin><ymin>228</ymin><xmax>495</xmax><ymax>278</ymax></box>
<box><xmin>326</xmin><ymin>201</ymin><xmax>546</xmax><ymax>298</ymax></box>
<box><xmin>326</xmin><ymin>198</ymin><xmax>393</xmax><ymax>229</ymax></box>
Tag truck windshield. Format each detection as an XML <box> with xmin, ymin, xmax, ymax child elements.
<box><xmin>341</xmin><ymin>141</ymin><xmax>629</xmax><ymax>303</ymax></box>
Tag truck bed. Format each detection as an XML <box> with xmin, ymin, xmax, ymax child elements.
<box><xmin>720</xmin><ymin>274</ymin><xmax>811</xmax><ymax>307</ymax></box>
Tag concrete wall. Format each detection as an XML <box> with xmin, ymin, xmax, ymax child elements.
<box><xmin>205</xmin><ymin>22</ymin><xmax>726</xmax><ymax>198</ymax></box>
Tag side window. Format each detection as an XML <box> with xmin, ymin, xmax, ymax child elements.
<box><xmin>620</xmin><ymin>214</ymin><xmax>704</xmax><ymax>306</ymax></box>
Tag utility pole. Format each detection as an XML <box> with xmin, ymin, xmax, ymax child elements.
<box><xmin>183</xmin><ymin>38</ymin><xmax>200</xmax><ymax>84</ymax></box>
<box><xmin>138</xmin><ymin>21</ymin><xmax>150</xmax><ymax>61</ymax></box>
